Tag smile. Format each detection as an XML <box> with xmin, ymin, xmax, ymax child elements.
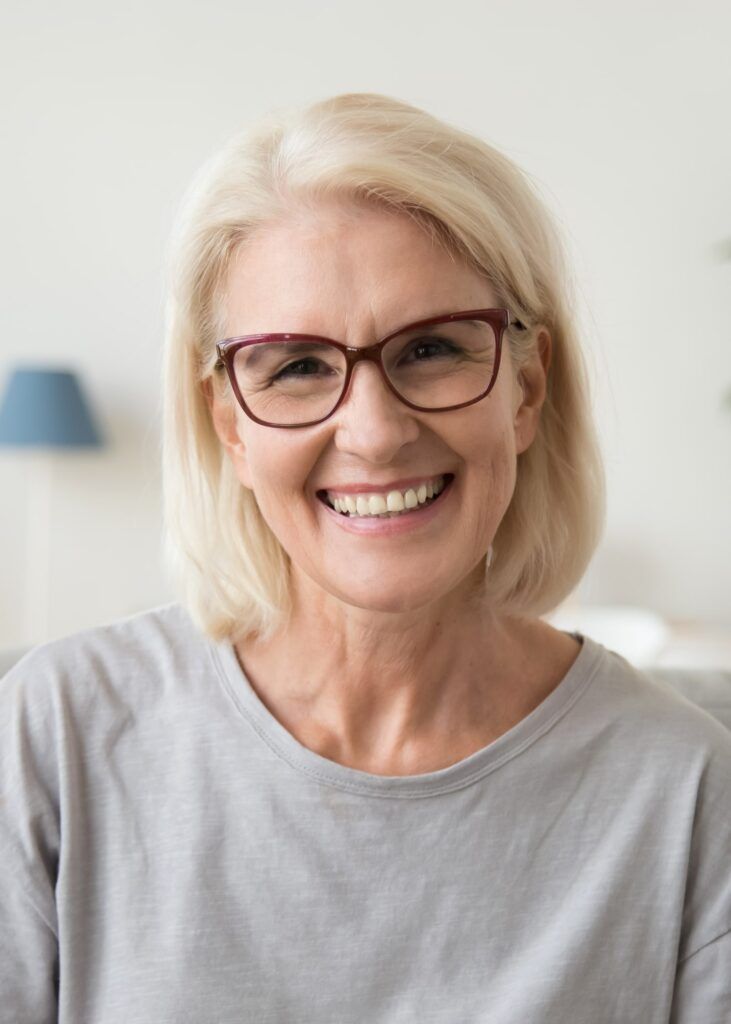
<box><xmin>317</xmin><ymin>474</ymin><xmax>454</xmax><ymax>520</ymax></box>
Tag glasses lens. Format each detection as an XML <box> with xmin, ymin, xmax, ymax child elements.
<box><xmin>383</xmin><ymin>318</ymin><xmax>497</xmax><ymax>408</ymax></box>
<box><xmin>232</xmin><ymin>340</ymin><xmax>347</xmax><ymax>425</ymax></box>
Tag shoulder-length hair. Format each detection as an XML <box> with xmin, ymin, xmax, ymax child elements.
<box><xmin>162</xmin><ymin>92</ymin><xmax>605</xmax><ymax>644</ymax></box>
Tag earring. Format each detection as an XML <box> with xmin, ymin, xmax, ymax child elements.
<box><xmin>486</xmin><ymin>544</ymin><xmax>494</xmax><ymax>569</ymax></box>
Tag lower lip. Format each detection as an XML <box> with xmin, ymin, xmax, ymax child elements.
<box><xmin>317</xmin><ymin>476</ymin><xmax>455</xmax><ymax>536</ymax></box>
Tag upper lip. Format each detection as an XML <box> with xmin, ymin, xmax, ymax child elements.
<box><xmin>317</xmin><ymin>473</ymin><xmax>453</xmax><ymax>495</ymax></box>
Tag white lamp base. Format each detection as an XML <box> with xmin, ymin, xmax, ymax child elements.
<box><xmin>24</xmin><ymin>452</ymin><xmax>51</xmax><ymax>645</ymax></box>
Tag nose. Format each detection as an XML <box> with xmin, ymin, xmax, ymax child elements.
<box><xmin>329</xmin><ymin>361</ymin><xmax>420</xmax><ymax>462</ymax></box>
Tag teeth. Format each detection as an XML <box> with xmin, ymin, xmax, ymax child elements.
<box><xmin>326</xmin><ymin>475</ymin><xmax>447</xmax><ymax>518</ymax></box>
<box><xmin>368</xmin><ymin>494</ymin><xmax>387</xmax><ymax>515</ymax></box>
<box><xmin>386</xmin><ymin>490</ymin><xmax>405</xmax><ymax>512</ymax></box>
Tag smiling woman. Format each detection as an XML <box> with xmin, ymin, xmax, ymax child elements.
<box><xmin>1</xmin><ymin>93</ymin><xmax>730</xmax><ymax>1023</ymax></box>
<box><xmin>201</xmin><ymin>203</ymin><xmax>560</xmax><ymax>642</ymax></box>
<box><xmin>166</xmin><ymin>104</ymin><xmax>604</xmax><ymax>643</ymax></box>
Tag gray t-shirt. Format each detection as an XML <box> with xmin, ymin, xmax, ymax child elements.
<box><xmin>1</xmin><ymin>603</ymin><xmax>729</xmax><ymax>1023</ymax></box>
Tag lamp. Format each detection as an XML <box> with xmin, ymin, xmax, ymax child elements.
<box><xmin>0</xmin><ymin>367</ymin><xmax>104</xmax><ymax>643</ymax></box>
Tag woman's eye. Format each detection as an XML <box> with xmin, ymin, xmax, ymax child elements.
<box><xmin>274</xmin><ymin>358</ymin><xmax>324</xmax><ymax>378</ymax></box>
<box><xmin>408</xmin><ymin>337</ymin><xmax>457</xmax><ymax>359</ymax></box>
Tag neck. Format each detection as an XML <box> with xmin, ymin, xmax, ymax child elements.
<box><xmin>234</xmin><ymin>568</ymin><xmax>579</xmax><ymax>775</ymax></box>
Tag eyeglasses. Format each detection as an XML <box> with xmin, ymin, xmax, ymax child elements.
<box><xmin>215</xmin><ymin>308</ymin><xmax>525</xmax><ymax>428</ymax></box>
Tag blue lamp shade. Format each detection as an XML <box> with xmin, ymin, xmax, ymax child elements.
<box><xmin>0</xmin><ymin>367</ymin><xmax>104</xmax><ymax>448</ymax></box>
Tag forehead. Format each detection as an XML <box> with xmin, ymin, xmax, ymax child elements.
<box><xmin>220</xmin><ymin>202</ymin><xmax>497</xmax><ymax>339</ymax></box>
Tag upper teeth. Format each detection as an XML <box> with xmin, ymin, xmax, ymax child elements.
<box><xmin>326</xmin><ymin>475</ymin><xmax>446</xmax><ymax>517</ymax></box>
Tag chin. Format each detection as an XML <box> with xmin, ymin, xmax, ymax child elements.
<box><xmin>325</xmin><ymin>576</ymin><xmax>454</xmax><ymax>616</ymax></box>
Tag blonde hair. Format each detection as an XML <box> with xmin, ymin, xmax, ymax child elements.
<box><xmin>162</xmin><ymin>92</ymin><xmax>605</xmax><ymax>643</ymax></box>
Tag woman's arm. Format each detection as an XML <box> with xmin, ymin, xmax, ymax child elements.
<box><xmin>0</xmin><ymin>661</ymin><xmax>60</xmax><ymax>1022</ymax></box>
<box><xmin>670</xmin><ymin>929</ymin><xmax>731</xmax><ymax>1023</ymax></box>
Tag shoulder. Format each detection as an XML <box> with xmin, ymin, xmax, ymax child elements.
<box><xmin>3</xmin><ymin>601</ymin><xmax>196</xmax><ymax>676</ymax></box>
<box><xmin>575</xmin><ymin>634</ymin><xmax>731</xmax><ymax>762</ymax></box>
<box><xmin>574</xmin><ymin>636</ymin><xmax>731</xmax><ymax>958</ymax></box>
<box><xmin>584</xmin><ymin>637</ymin><xmax>731</xmax><ymax>900</ymax></box>
<box><xmin>0</xmin><ymin>603</ymin><xmax>220</xmax><ymax>815</ymax></box>
<box><xmin>527</xmin><ymin>620</ymin><xmax>731</xmax><ymax>768</ymax></box>
<box><xmin>0</xmin><ymin>603</ymin><xmax>211</xmax><ymax>735</ymax></box>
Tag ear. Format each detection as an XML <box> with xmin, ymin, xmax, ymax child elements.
<box><xmin>512</xmin><ymin>327</ymin><xmax>552</xmax><ymax>455</ymax></box>
<box><xmin>201</xmin><ymin>377</ymin><xmax>254</xmax><ymax>489</ymax></box>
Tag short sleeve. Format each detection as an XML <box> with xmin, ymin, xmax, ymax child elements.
<box><xmin>0</xmin><ymin>661</ymin><xmax>60</xmax><ymax>1022</ymax></box>
<box><xmin>670</xmin><ymin>929</ymin><xmax>731</xmax><ymax>1023</ymax></box>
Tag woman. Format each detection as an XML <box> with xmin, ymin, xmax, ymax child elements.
<box><xmin>1</xmin><ymin>93</ymin><xmax>729</xmax><ymax>1022</ymax></box>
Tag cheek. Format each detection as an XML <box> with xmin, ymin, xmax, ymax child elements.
<box><xmin>463</xmin><ymin>425</ymin><xmax>518</xmax><ymax>532</ymax></box>
<box><xmin>493</xmin><ymin>438</ymin><xmax>518</xmax><ymax>507</ymax></box>
<box><xmin>244</xmin><ymin>431</ymin><xmax>320</xmax><ymax>514</ymax></box>
<box><xmin>488</xmin><ymin>422</ymin><xmax>518</xmax><ymax>490</ymax></box>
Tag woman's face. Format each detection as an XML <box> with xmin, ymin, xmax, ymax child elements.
<box><xmin>209</xmin><ymin>202</ymin><xmax>549</xmax><ymax>616</ymax></box>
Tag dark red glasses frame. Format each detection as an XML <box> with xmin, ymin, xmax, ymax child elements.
<box><xmin>215</xmin><ymin>307</ymin><xmax>526</xmax><ymax>428</ymax></box>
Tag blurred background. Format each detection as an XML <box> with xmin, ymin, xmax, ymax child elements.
<box><xmin>1</xmin><ymin>0</ymin><xmax>730</xmax><ymax>667</ymax></box>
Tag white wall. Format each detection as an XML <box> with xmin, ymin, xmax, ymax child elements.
<box><xmin>1</xmin><ymin>0</ymin><xmax>730</xmax><ymax>646</ymax></box>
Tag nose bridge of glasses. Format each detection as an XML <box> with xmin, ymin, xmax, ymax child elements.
<box><xmin>338</xmin><ymin>341</ymin><xmax>403</xmax><ymax>410</ymax></box>
<box><xmin>346</xmin><ymin>336</ymin><xmax>398</xmax><ymax>382</ymax></box>
<box><xmin>345</xmin><ymin>338</ymin><xmax>388</xmax><ymax>363</ymax></box>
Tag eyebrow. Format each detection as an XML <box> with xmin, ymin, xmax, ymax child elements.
<box><xmin>240</xmin><ymin>339</ymin><xmax>329</xmax><ymax>367</ymax></box>
<box><xmin>400</xmin><ymin>319</ymin><xmax>483</xmax><ymax>331</ymax></box>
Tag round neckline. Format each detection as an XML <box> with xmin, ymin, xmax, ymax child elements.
<box><xmin>208</xmin><ymin>630</ymin><xmax>603</xmax><ymax>798</ymax></box>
